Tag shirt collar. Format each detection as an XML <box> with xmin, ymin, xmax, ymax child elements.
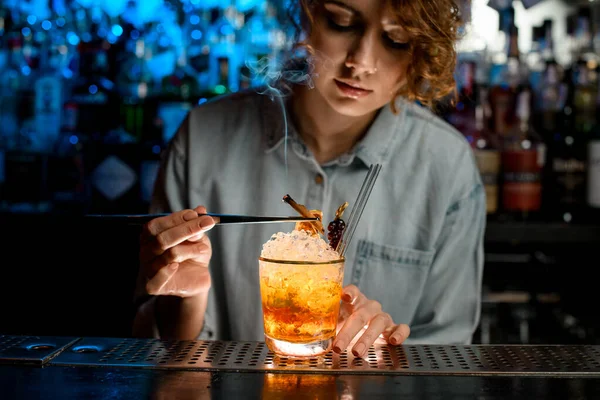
<box><xmin>262</xmin><ymin>94</ymin><xmax>407</xmax><ymax>167</ymax></box>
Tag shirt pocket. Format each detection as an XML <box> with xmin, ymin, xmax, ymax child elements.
<box><xmin>349</xmin><ymin>239</ymin><xmax>435</xmax><ymax>324</ymax></box>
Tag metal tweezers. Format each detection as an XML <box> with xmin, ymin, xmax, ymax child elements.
<box><xmin>85</xmin><ymin>213</ymin><xmax>319</xmax><ymax>226</ymax></box>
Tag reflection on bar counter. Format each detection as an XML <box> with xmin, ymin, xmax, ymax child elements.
<box><xmin>0</xmin><ymin>0</ymin><xmax>599</xmax><ymax>223</ymax></box>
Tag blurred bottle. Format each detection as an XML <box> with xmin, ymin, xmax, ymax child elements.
<box><xmin>500</xmin><ymin>88</ymin><xmax>546</xmax><ymax>220</ymax></box>
<box><xmin>117</xmin><ymin>37</ymin><xmax>156</xmax><ymax>143</ymax></box>
<box><xmin>0</xmin><ymin>35</ymin><xmax>26</xmax><ymax>150</ymax></box>
<box><xmin>588</xmin><ymin>69</ymin><xmax>600</xmax><ymax>213</ymax></box>
<box><xmin>447</xmin><ymin>60</ymin><xmax>477</xmax><ymax>136</ymax></box>
<box><xmin>241</xmin><ymin>0</ymin><xmax>286</xmax><ymax>87</ymax></box>
<box><xmin>32</xmin><ymin>35</ymin><xmax>63</xmax><ymax>153</ymax></box>
<box><xmin>472</xmin><ymin>87</ymin><xmax>501</xmax><ymax>216</ymax></box>
<box><xmin>539</xmin><ymin>61</ymin><xmax>586</xmax><ymax>224</ymax></box>
<box><xmin>184</xmin><ymin>9</ymin><xmax>212</xmax><ymax>94</ymax></box>
<box><xmin>206</xmin><ymin>6</ymin><xmax>244</xmax><ymax>94</ymax></box>
<box><xmin>489</xmin><ymin>7</ymin><xmax>524</xmax><ymax>137</ymax></box>
<box><xmin>573</xmin><ymin>61</ymin><xmax>597</xmax><ymax>135</ymax></box>
<box><xmin>588</xmin><ymin>125</ymin><xmax>600</xmax><ymax>211</ymax></box>
<box><xmin>70</xmin><ymin>32</ymin><xmax>118</xmax><ymax>136</ymax></box>
<box><xmin>161</xmin><ymin>47</ymin><xmax>200</xmax><ymax>103</ymax></box>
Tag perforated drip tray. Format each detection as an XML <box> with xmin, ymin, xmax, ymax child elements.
<box><xmin>48</xmin><ymin>338</ymin><xmax>600</xmax><ymax>376</ymax></box>
<box><xmin>0</xmin><ymin>335</ymin><xmax>80</xmax><ymax>365</ymax></box>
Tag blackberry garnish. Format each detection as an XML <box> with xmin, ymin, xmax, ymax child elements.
<box><xmin>328</xmin><ymin>202</ymin><xmax>348</xmax><ymax>251</ymax></box>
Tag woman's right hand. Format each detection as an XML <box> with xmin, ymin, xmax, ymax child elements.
<box><xmin>139</xmin><ymin>206</ymin><xmax>216</xmax><ymax>298</ymax></box>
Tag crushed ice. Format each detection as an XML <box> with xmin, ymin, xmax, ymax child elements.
<box><xmin>261</xmin><ymin>230</ymin><xmax>340</xmax><ymax>261</ymax></box>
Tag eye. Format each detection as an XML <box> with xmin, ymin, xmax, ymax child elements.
<box><xmin>326</xmin><ymin>15</ymin><xmax>356</xmax><ymax>32</ymax></box>
<box><xmin>383</xmin><ymin>34</ymin><xmax>410</xmax><ymax>50</ymax></box>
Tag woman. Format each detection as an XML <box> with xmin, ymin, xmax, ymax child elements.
<box><xmin>132</xmin><ymin>0</ymin><xmax>485</xmax><ymax>357</ymax></box>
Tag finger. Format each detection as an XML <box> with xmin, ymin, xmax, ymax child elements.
<box><xmin>147</xmin><ymin>215</ymin><xmax>215</xmax><ymax>259</ymax></box>
<box><xmin>333</xmin><ymin>300</ymin><xmax>382</xmax><ymax>353</ymax></box>
<box><xmin>193</xmin><ymin>205</ymin><xmax>207</xmax><ymax>214</ymax></box>
<box><xmin>351</xmin><ymin>313</ymin><xmax>394</xmax><ymax>358</ymax></box>
<box><xmin>341</xmin><ymin>285</ymin><xmax>363</xmax><ymax>305</ymax></box>
<box><xmin>387</xmin><ymin>324</ymin><xmax>411</xmax><ymax>345</ymax></box>
<box><xmin>140</xmin><ymin>209</ymin><xmax>198</xmax><ymax>244</ymax></box>
<box><xmin>156</xmin><ymin>215</ymin><xmax>215</xmax><ymax>250</ymax></box>
<box><xmin>187</xmin><ymin>233</ymin><xmax>205</xmax><ymax>242</ymax></box>
<box><xmin>187</xmin><ymin>207</ymin><xmax>211</xmax><ymax>242</ymax></box>
<box><xmin>146</xmin><ymin>263</ymin><xmax>179</xmax><ymax>295</ymax></box>
<box><xmin>145</xmin><ymin>237</ymin><xmax>211</xmax><ymax>278</ymax></box>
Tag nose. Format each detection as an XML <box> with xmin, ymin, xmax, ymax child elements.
<box><xmin>344</xmin><ymin>30</ymin><xmax>379</xmax><ymax>76</ymax></box>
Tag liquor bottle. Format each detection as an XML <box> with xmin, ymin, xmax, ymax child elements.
<box><xmin>472</xmin><ymin>87</ymin><xmax>501</xmax><ymax>216</ymax></box>
<box><xmin>0</xmin><ymin>35</ymin><xmax>26</xmax><ymax>150</ymax></box>
<box><xmin>117</xmin><ymin>37</ymin><xmax>155</xmax><ymax>143</ymax></box>
<box><xmin>446</xmin><ymin>60</ymin><xmax>477</xmax><ymax>137</ymax></box>
<box><xmin>538</xmin><ymin>63</ymin><xmax>566</xmax><ymax>136</ymax></box>
<box><xmin>32</xmin><ymin>39</ymin><xmax>63</xmax><ymax>153</ymax></box>
<box><xmin>241</xmin><ymin>0</ymin><xmax>286</xmax><ymax>87</ymax></box>
<box><xmin>529</xmin><ymin>20</ymin><xmax>561</xmax><ymax>117</ymax></box>
<box><xmin>206</xmin><ymin>6</ymin><xmax>244</xmax><ymax>94</ymax></box>
<box><xmin>573</xmin><ymin>62</ymin><xmax>597</xmax><ymax>135</ymax></box>
<box><xmin>587</xmin><ymin>68</ymin><xmax>600</xmax><ymax>214</ymax></box>
<box><xmin>527</xmin><ymin>26</ymin><xmax>545</xmax><ymax>105</ymax></box>
<box><xmin>544</xmin><ymin>95</ymin><xmax>587</xmax><ymax>224</ymax></box>
<box><xmin>489</xmin><ymin>7</ymin><xmax>521</xmax><ymax>137</ymax></box>
<box><xmin>185</xmin><ymin>9</ymin><xmax>212</xmax><ymax>94</ymax></box>
<box><xmin>70</xmin><ymin>34</ymin><xmax>118</xmax><ymax>136</ymax></box>
<box><xmin>160</xmin><ymin>47</ymin><xmax>200</xmax><ymax>103</ymax></box>
<box><xmin>500</xmin><ymin>88</ymin><xmax>546</xmax><ymax>220</ymax></box>
<box><xmin>588</xmin><ymin>125</ymin><xmax>600</xmax><ymax>211</ymax></box>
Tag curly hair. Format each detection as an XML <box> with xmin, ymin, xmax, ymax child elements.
<box><xmin>282</xmin><ymin>0</ymin><xmax>463</xmax><ymax>113</ymax></box>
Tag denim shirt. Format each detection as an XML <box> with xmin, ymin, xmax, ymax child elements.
<box><xmin>148</xmin><ymin>89</ymin><xmax>486</xmax><ymax>345</ymax></box>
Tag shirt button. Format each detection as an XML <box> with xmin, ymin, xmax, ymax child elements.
<box><xmin>315</xmin><ymin>173</ymin><xmax>324</xmax><ymax>185</ymax></box>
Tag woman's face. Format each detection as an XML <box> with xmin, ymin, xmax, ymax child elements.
<box><xmin>306</xmin><ymin>0</ymin><xmax>411</xmax><ymax>117</ymax></box>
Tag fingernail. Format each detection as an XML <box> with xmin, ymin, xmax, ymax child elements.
<box><xmin>183</xmin><ymin>211</ymin><xmax>197</xmax><ymax>221</ymax></box>
<box><xmin>333</xmin><ymin>341</ymin><xmax>344</xmax><ymax>353</ymax></box>
<box><xmin>342</xmin><ymin>294</ymin><xmax>352</xmax><ymax>302</ymax></box>
<box><xmin>390</xmin><ymin>336</ymin><xmax>397</xmax><ymax>345</ymax></box>
<box><xmin>353</xmin><ymin>343</ymin><xmax>366</xmax><ymax>357</ymax></box>
<box><xmin>169</xmin><ymin>263</ymin><xmax>179</xmax><ymax>271</ymax></box>
<box><xmin>200</xmin><ymin>216</ymin><xmax>216</xmax><ymax>229</ymax></box>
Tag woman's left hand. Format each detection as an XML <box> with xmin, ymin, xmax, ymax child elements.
<box><xmin>333</xmin><ymin>284</ymin><xmax>410</xmax><ymax>358</ymax></box>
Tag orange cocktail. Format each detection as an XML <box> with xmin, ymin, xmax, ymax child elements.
<box><xmin>259</xmin><ymin>230</ymin><xmax>345</xmax><ymax>357</ymax></box>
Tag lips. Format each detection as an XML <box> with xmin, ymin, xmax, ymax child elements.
<box><xmin>334</xmin><ymin>79</ymin><xmax>373</xmax><ymax>99</ymax></box>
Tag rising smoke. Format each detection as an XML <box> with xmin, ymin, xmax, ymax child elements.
<box><xmin>244</xmin><ymin>52</ymin><xmax>316</xmax><ymax>181</ymax></box>
<box><xmin>244</xmin><ymin>49</ymin><xmax>334</xmax><ymax>183</ymax></box>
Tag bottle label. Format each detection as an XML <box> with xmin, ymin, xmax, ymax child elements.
<box><xmin>90</xmin><ymin>155</ymin><xmax>137</xmax><ymax>201</ymax></box>
<box><xmin>588</xmin><ymin>142</ymin><xmax>600</xmax><ymax>208</ymax></box>
<box><xmin>502</xmin><ymin>149</ymin><xmax>542</xmax><ymax>211</ymax></box>
<box><xmin>35</xmin><ymin>75</ymin><xmax>62</xmax><ymax>148</ymax></box>
<box><xmin>475</xmin><ymin>149</ymin><xmax>500</xmax><ymax>214</ymax></box>
<box><xmin>552</xmin><ymin>157</ymin><xmax>586</xmax><ymax>205</ymax></box>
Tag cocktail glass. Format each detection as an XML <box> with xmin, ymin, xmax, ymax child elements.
<box><xmin>258</xmin><ymin>256</ymin><xmax>345</xmax><ymax>358</ymax></box>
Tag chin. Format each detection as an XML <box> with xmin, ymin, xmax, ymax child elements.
<box><xmin>323</xmin><ymin>90</ymin><xmax>380</xmax><ymax>117</ymax></box>
<box><xmin>332</xmin><ymin>99</ymin><xmax>383</xmax><ymax>117</ymax></box>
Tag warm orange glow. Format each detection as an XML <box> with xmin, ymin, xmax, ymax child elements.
<box><xmin>259</xmin><ymin>260</ymin><xmax>344</xmax><ymax>343</ymax></box>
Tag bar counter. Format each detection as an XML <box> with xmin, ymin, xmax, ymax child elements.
<box><xmin>1</xmin><ymin>335</ymin><xmax>600</xmax><ymax>399</ymax></box>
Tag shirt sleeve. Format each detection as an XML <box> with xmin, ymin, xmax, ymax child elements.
<box><xmin>405</xmin><ymin>182</ymin><xmax>486</xmax><ymax>344</ymax></box>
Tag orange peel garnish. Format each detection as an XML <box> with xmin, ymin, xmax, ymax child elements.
<box><xmin>295</xmin><ymin>209</ymin><xmax>324</xmax><ymax>236</ymax></box>
<box><xmin>283</xmin><ymin>194</ymin><xmax>325</xmax><ymax>236</ymax></box>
